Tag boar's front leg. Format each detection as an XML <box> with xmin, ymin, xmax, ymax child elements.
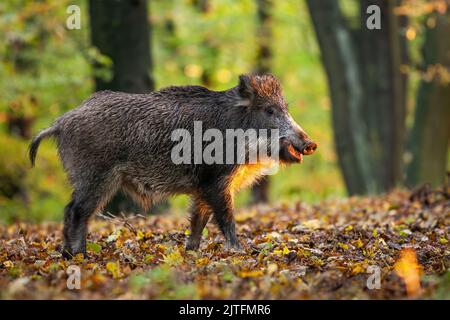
<box><xmin>201</xmin><ymin>187</ymin><xmax>242</xmax><ymax>252</ymax></box>
<box><xmin>186</xmin><ymin>197</ymin><xmax>212</xmax><ymax>251</ymax></box>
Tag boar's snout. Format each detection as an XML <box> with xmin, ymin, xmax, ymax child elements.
<box><xmin>301</xmin><ymin>140</ymin><xmax>317</xmax><ymax>155</ymax></box>
<box><xmin>279</xmin><ymin>133</ymin><xmax>317</xmax><ymax>163</ymax></box>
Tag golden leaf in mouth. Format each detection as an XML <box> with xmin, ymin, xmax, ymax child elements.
<box><xmin>287</xmin><ymin>144</ymin><xmax>303</xmax><ymax>162</ymax></box>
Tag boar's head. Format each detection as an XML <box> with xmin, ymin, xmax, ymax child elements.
<box><xmin>235</xmin><ymin>74</ymin><xmax>317</xmax><ymax>163</ymax></box>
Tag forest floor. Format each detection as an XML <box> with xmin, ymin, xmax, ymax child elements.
<box><xmin>0</xmin><ymin>187</ymin><xmax>449</xmax><ymax>300</ymax></box>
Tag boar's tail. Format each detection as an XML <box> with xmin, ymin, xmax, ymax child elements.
<box><xmin>29</xmin><ymin>125</ymin><xmax>58</xmax><ymax>167</ymax></box>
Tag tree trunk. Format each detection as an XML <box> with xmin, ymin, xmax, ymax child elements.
<box><xmin>358</xmin><ymin>0</ymin><xmax>407</xmax><ymax>191</ymax></box>
<box><xmin>306</xmin><ymin>0</ymin><xmax>407</xmax><ymax>195</ymax></box>
<box><xmin>406</xmin><ymin>10</ymin><xmax>450</xmax><ymax>187</ymax></box>
<box><xmin>161</xmin><ymin>0</ymin><xmax>179</xmax><ymax>60</ymax></box>
<box><xmin>306</xmin><ymin>0</ymin><xmax>375</xmax><ymax>194</ymax></box>
<box><xmin>193</xmin><ymin>0</ymin><xmax>218</xmax><ymax>87</ymax></box>
<box><xmin>251</xmin><ymin>0</ymin><xmax>273</xmax><ymax>204</ymax></box>
<box><xmin>88</xmin><ymin>0</ymin><xmax>153</xmax><ymax>214</ymax></box>
<box><xmin>89</xmin><ymin>0</ymin><xmax>153</xmax><ymax>93</ymax></box>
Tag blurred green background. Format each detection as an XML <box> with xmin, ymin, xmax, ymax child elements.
<box><xmin>0</xmin><ymin>0</ymin><xmax>448</xmax><ymax>222</ymax></box>
<box><xmin>0</xmin><ymin>0</ymin><xmax>341</xmax><ymax>222</ymax></box>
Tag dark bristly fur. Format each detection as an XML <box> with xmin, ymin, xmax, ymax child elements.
<box><xmin>29</xmin><ymin>74</ymin><xmax>316</xmax><ymax>258</ymax></box>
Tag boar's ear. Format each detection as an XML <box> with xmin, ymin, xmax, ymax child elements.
<box><xmin>237</xmin><ymin>74</ymin><xmax>254</xmax><ymax>106</ymax></box>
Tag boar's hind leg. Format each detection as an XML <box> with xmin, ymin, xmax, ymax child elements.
<box><xmin>202</xmin><ymin>188</ymin><xmax>242</xmax><ymax>251</ymax></box>
<box><xmin>186</xmin><ymin>197</ymin><xmax>212</xmax><ymax>251</ymax></box>
<box><xmin>62</xmin><ymin>193</ymin><xmax>102</xmax><ymax>259</ymax></box>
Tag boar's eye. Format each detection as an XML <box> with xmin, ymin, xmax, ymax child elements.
<box><xmin>266</xmin><ymin>108</ymin><xmax>275</xmax><ymax>116</ymax></box>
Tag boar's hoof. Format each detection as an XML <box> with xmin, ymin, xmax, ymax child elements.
<box><xmin>185</xmin><ymin>240</ymin><xmax>200</xmax><ymax>251</ymax></box>
<box><xmin>61</xmin><ymin>247</ymin><xmax>87</xmax><ymax>260</ymax></box>
<box><xmin>61</xmin><ymin>248</ymin><xmax>73</xmax><ymax>259</ymax></box>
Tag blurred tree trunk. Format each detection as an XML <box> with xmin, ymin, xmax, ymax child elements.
<box><xmin>358</xmin><ymin>0</ymin><xmax>407</xmax><ymax>192</ymax></box>
<box><xmin>406</xmin><ymin>10</ymin><xmax>450</xmax><ymax>187</ymax></box>
<box><xmin>161</xmin><ymin>0</ymin><xmax>180</xmax><ymax>64</ymax></box>
<box><xmin>193</xmin><ymin>0</ymin><xmax>217</xmax><ymax>86</ymax></box>
<box><xmin>251</xmin><ymin>0</ymin><xmax>273</xmax><ymax>204</ymax></box>
<box><xmin>306</xmin><ymin>0</ymin><xmax>407</xmax><ymax>195</ymax></box>
<box><xmin>89</xmin><ymin>0</ymin><xmax>154</xmax><ymax>214</ymax></box>
<box><xmin>89</xmin><ymin>0</ymin><xmax>153</xmax><ymax>92</ymax></box>
<box><xmin>7</xmin><ymin>115</ymin><xmax>33</xmax><ymax>139</ymax></box>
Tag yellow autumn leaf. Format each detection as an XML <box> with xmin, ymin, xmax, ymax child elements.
<box><xmin>238</xmin><ymin>270</ymin><xmax>264</xmax><ymax>278</ymax></box>
<box><xmin>195</xmin><ymin>257</ymin><xmax>210</xmax><ymax>267</ymax></box>
<box><xmin>162</xmin><ymin>249</ymin><xmax>184</xmax><ymax>266</ymax></box>
<box><xmin>395</xmin><ymin>248</ymin><xmax>422</xmax><ymax>297</ymax></box>
<box><xmin>91</xmin><ymin>273</ymin><xmax>107</xmax><ymax>286</ymax></box>
<box><xmin>115</xmin><ymin>238</ymin><xmax>124</xmax><ymax>248</ymax></box>
<box><xmin>298</xmin><ymin>248</ymin><xmax>311</xmax><ymax>257</ymax></box>
<box><xmin>145</xmin><ymin>231</ymin><xmax>153</xmax><ymax>238</ymax></box>
<box><xmin>352</xmin><ymin>264</ymin><xmax>365</xmax><ymax>275</ymax></box>
<box><xmin>373</xmin><ymin>228</ymin><xmax>379</xmax><ymax>237</ymax></box>
<box><xmin>85</xmin><ymin>263</ymin><xmax>99</xmax><ymax>270</ymax></box>
<box><xmin>353</xmin><ymin>239</ymin><xmax>364</xmax><ymax>248</ymax></box>
<box><xmin>106</xmin><ymin>261</ymin><xmax>120</xmax><ymax>279</ymax></box>
<box><xmin>73</xmin><ymin>253</ymin><xmax>85</xmax><ymax>263</ymax></box>
<box><xmin>144</xmin><ymin>254</ymin><xmax>154</xmax><ymax>263</ymax></box>
<box><xmin>156</xmin><ymin>244</ymin><xmax>166</xmax><ymax>253</ymax></box>
<box><xmin>136</xmin><ymin>230</ymin><xmax>145</xmax><ymax>240</ymax></box>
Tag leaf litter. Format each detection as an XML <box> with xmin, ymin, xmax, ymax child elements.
<box><xmin>0</xmin><ymin>187</ymin><xmax>448</xmax><ymax>299</ymax></box>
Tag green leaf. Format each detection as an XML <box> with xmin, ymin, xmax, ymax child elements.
<box><xmin>87</xmin><ymin>241</ymin><xmax>102</xmax><ymax>254</ymax></box>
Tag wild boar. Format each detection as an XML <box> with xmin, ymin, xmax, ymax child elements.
<box><xmin>29</xmin><ymin>74</ymin><xmax>317</xmax><ymax>258</ymax></box>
